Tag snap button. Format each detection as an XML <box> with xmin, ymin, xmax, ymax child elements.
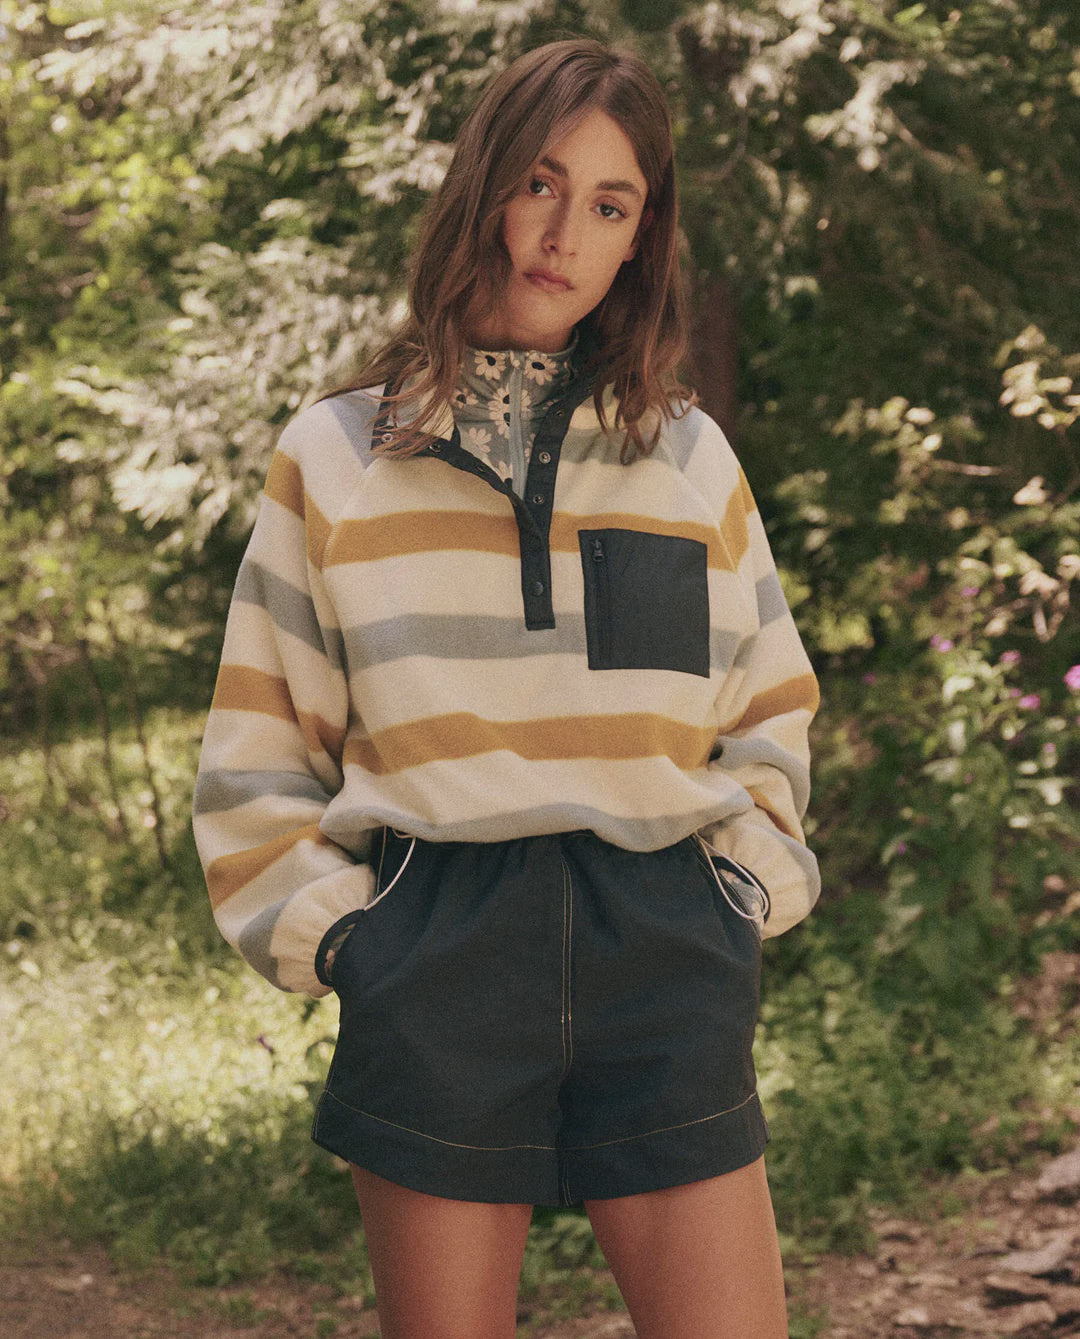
<box><xmin>532</xmin><ymin>493</ymin><xmax>545</xmax><ymax>505</ymax></box>
<box><xmin>538</xmin><ymin>451</ymin><xmax>551</xmax><ymax>464</ymax></box>
<box><xmin>430</xmin><ymin>442</ymin><xmax>442</xmax><ymax>452</ymax></box>
<box><xmin>532</xmin><ymin>580</ymin><xmax>545</xmax><ymax>596</ymax></box>
<box><xmin>380</xmin><ymin>431</ymin><xmax>394</xmax><ymax>442</ymax></box>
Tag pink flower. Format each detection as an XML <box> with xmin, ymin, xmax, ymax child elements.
<box><xmin>930</xmin><ymin>634</ymin><xmax>954</xmax><ymax>652</ymax></box>
<box><xmin>961</xmin><ymin>586</ymin><xmax>979</xmax><ymax>597</ymax></box>
<box><xmin>1008</xmin><ymin>688</ymin><xmax>1021</xmax><ymax>698</ymax></box>
<box><xmin>1064</xmin><ymin>665</ymin><xmax>1080</xmax><ymax>692</ymax></box>
<box><xmin>1018</xmin><ymin>694</ymin><xmax>1041</xmax><ymax>710</ymax></box>
<box><xmin>999</xmin><ymin>650</ymin><xmax>1021</xmax><ymax>666</ymax></box>
<box><xmin>862</xmin><ymin>673</ymin><xmax>878</xmax><ymax>684</ymax></box>
<box><xmin>895</xmin><ymin>841</ymin><xmax>909</xmax><ymax>855</ymax></box>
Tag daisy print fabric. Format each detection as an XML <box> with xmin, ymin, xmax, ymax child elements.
<box><xmin>523</xmin><ymin>353</ymin><xmax>562</xmax><ymax>387</ymax></box>
<box><xmin>452</xmin><ymin>336</ymin><xmax>577</xmax><ymax>494</ymax></box>
<box><xmin>461</xmin><ymin>424</ymin><xmax>510</xmax><ymax>483</ymax></box>
<box><xmin>473</xmin><ymin>349</ymin><xmax>508</xmax><ymax>381</ymax></box>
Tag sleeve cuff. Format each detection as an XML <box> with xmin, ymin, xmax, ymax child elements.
<box><xmin>699</xmin><ymin>807</ymin><xmax>820</xmax><ymax>938</ymax></box>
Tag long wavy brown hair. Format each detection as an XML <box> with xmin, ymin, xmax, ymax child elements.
<box><xmin>313</xmin><ymin>38</ymin><xmax>694</xmax><ymax>462</ymax></box>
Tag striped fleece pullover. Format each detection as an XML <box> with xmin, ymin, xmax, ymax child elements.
<box><xmin>193</xmin><ymin>349</ymin><xmax>821</xmax><ymax>998</ymax></box>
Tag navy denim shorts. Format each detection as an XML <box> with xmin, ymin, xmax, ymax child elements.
<box><xmin>311</xmin><ymin>826</ymin><xmax>768</xmax><ymax>1206</ymax></box>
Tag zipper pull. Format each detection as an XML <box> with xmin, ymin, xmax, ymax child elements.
<box><xmin>592</xmin><ymin>537</ymin><xmax>604</xmax><ymax>561</ymax></box>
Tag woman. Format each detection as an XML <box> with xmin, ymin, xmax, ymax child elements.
<box><xmin>193</xmin><ymin>37</ymin><xmax>820</xmax><ymax>1339</ymax></box>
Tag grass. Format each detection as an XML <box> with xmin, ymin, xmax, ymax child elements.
<box><xmin>1</xmin><ymin>704</ymin><xmax>1077</xmax><ymax>1327</ymax></box>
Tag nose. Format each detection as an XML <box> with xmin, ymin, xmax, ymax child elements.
<box><xmin>543</xmin><ymin>202</ymin><xmax>580</xmax><ymax>257</ymax></box>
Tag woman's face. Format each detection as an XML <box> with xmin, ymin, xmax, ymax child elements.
<box><xmin>469</xmin><ymin>108</ymin><xmax>649</xmax><ymax>353</ymax></box>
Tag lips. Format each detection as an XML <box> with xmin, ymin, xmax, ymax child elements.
<box><xmin>524</xmin><ymin>269</ymin><xmax>573</xmax><ymax>292</ymax></box>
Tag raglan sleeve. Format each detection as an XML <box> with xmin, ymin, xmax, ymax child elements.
<box><xmin>192</xmin><ymin>405</ymin><xmax>377</xmax><ymax>997</ymax></box>
<box><xmin>700</xmin><ymin>454</ymin><xmax>821</xmax><ymax>938</ymax></box>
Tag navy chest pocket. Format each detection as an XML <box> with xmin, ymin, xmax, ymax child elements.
<box><xmin>578</xmin><ymin>528</ymin><xmax>710</xmax><ymax>677</ymax></box>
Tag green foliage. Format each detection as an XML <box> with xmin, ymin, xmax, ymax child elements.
<box><xmin>758</xmin><ymin>941</ymin><xmax>1079</xmax><ymax>1254</ymax></box>
<box><xmin>2</xmin><ymin>714</ymin><xmax>1077</xmax><ymax>1284</ymax></box>
<box><xmin>2</xmin><ymin>0</ymin><xmax>1079</xmax><ymax>1313</ymax></box>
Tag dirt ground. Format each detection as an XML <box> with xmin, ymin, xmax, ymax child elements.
<box><xmin>5</xmin><ymin>951</ymin><xmax>1078</xmax><ymax>1338</ymax></box>
<box><xmin>2</xmin><ymin>1140</ymin><xmax>1078</xmax><ymax>1338</ymax></box>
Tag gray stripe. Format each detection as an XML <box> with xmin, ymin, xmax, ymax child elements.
<box><xmin>343</xmin><ymin>613</ymin><xmax>741</xmax><ymax>675</ymax></box>
<box><xmin>237</xmin><ymin>900</ymin><xmax>289</xmax><ymax>990</ymax></box>
<box><xmin>710</xmin><ymin>734</ymin><xmax>811</xmax><ymax>814</ymax></box>
<box><xmin>325</xmin><ymin>391</ymin><xmax>380</xmax><ymax>463</ymax></box>
<box><xmin>234</xmin><ymin>560</ymin><xmax>345</xmax><ymax>671</ymax></box>
<box><xmin>654</xmin><ymin>406</ymin><xmax>705</xmax><ymax>471</ymax></box>
<box><xmin>555</xmin><ymin>422</ymin><xmax>697</xmax><ymax>467</ymax></box>
<box><xmin>320</xmin><ymin>389</ymin><xmax>699</xmax><ymax>471</ymax></box>
<box><xmin>755</xmin><ymin>570</ymin><xmax>789</xmax><ymax>627</ymax></box>
<box><xmin>194</xmin><ymin>768</ymin><xmax>331</xmax><ymax>817</ymax></box>
<box><xmin>318</xmin><ymin>798</ymin><xmax>753</xmax><ymax>853</ymax></box>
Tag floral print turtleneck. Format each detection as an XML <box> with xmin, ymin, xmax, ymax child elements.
<box><xmin>452</xmin><ymin>336</ymin><xmax>578</xmax><ymax>498</ymax></box>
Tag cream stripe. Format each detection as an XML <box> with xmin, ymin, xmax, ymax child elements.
<box><xmin>211</xmin><ymin>665</ymin><xmax>346</xmax><ymax>761</ymax></box>
<box><xmin>722</xmin><ymin>674</ymin><xmax>819</xmax><ymax>733</ymax></box>
<box><xmin>262</xmin><ymin>451</ymin><xmax>332</xmax><ymax>571</ymax></box>
<box><xmin>745</xmin><ymin>788</ymin><xmax>801</xmax><ymax>841</ymax></box>
<box><xmin>206</xmin><ymin>822</ymin><xmax>334</xmax><ymax>907</ymax></box>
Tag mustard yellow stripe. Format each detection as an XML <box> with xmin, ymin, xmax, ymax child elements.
<box><xmin>212</xmin><ymin>665</ymin><xmax>345</xmax><ymax>760</ymax></box>
<box><xmin>745</xmin><ymin>788</ymin><xmax>802</xmax><ymax>842</ymax></box>
<box><xmin>213</xmin><ymin>664</ymin><xmax>296</xmax><ymax>723</ymax></box>
<box><xmin>305</xmin><ymin>502</ymin><xmax>331</xmax><ymax>572</ymax></box>
<box><xmin>265</xmin><ymin>451</ymin><xmax>303</xmax><ymax>517</ymax></box>
<box><xmin>551</xmin><ymin>513</ymin><xmax>733</xmax><ymax>572</ymax></box>
<box><xmin>719</xmin><ymin>484</ymin><xmax>750</xmax><ymax>569</ymax></box>
<box><xmin>263</xmin><ymin>452</ymin><xmax>331</xmax><ymax>570</ymax></box>
<box><xmin>343</xmin><ymin>712</ymin><xmax>715</xmax><ymax>775</ymax></box>
<box><xmin>326</xmin><ymin>511</ymin><xmax>518</xmax><ymax>565</ymax></box>
<box><xmin>723</xmin><ymin>673</ymin><xmax>820</xmax><ymax>734</ymax></box>
<box><xmin>737</xmin><ymin>467</ymin><xmax>757</xmax><ymax>515</ymax></box>
<box><xmin>206</xmin><ymin>823</ymin><xmax>333</xmax><ymax>908</ymax></box>
<box><xmin>327</xmin><ymin>509</ymin><xmax>735</xmax><ymax>571</ymax></box>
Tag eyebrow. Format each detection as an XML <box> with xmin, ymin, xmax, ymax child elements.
<box><xmin>537</xmin><ymin>154</ymin><xmax>644</xmax><ymax>200</ymax></box>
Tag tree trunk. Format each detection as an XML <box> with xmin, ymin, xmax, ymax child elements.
<box><xmin>687</xmin><ymin>272</ymin><xmax>739</xmax><ymax>443</ymax></box>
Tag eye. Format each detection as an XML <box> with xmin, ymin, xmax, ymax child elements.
<box><xmin>527</xmin><ymin>176</ymin><xmax>554</xmax><ymax>197</ymax></box>
<box><xmin>597</xmin><ymin>201</ymin><xmax>629</xmax><ymax>221</ymax></box>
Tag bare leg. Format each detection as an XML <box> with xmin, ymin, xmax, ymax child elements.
<box><xmin>350</xmin><ymin>1164</ymin><xmax>533</xmax><ymax>1339</ymax></box>
<box><xmin>584</xmin><ymin>1156</ymin><xmax>789</xmax><ymax>1339</ymax></box>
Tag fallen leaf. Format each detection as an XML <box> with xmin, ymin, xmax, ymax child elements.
<box><xmin>909</xmin><ymin>1271</ymin><xmax>960</xmax><ymax>1289</ymax></box>
<box><xmin>984</xmin><ymin>1271</ymin><xmax>1049</xmax><ymax>1302</ymax></box>
<box><xmin>894</xmin><ymin>1305</ymin><xmax>933</xmax><ymax>1326</ymax></box>
<box><xmin>996</xmin><ymin>1230</ymin><xmax>1075</xmax><ymax>1276</ymax></box>
<box><xmin>48</xmin><ymin>1272</ymin><xmax>94</xmax><ymax>1293</ymax></box>
<box><xmin>988</xmin><ymin>1300</ymin><xmax>1057</xmax><ymax>1333</ymax></box>
<box><xmin>1037</xmin><ymin>1148</ymin><xmax>1080</xmax><ymax>1202</ymax></box>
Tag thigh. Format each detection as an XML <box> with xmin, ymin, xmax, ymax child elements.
<box><xmin>351</xmin><ymin>1165</ymin><xmax>533</xmax><ymax>1339</ymax></box>
<box><xmin>584</xmin><ymin>1156</ymin><xmax>789</xmax><ymax>1339</ymax></box>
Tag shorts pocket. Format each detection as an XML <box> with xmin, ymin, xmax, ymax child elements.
<box><xmin>315</xmin><ymin>828</ymin><xmax>420</xmax><ymax>990</ymax></box>
<box><xmin>692</xmin><ymin>835</ymin><xmax>769</xmax><ymax>939</ymax></box>
<box><xmin>578</xmin><ymin>528</ymin><xmax>710</xmax><ymax>677</ymax></box>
